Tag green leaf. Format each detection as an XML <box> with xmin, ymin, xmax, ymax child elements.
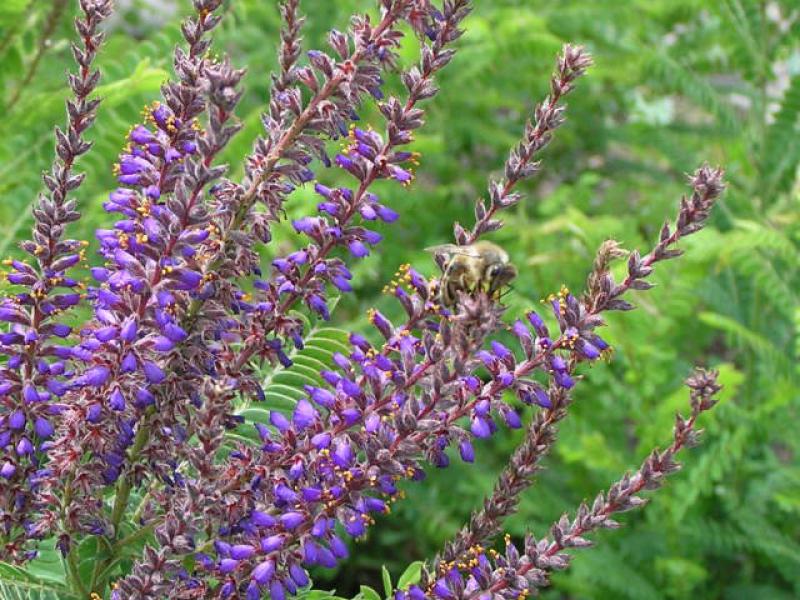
<box><xmin>18</xmin><ymin>541</ymin><xmax>67</xmax><ymax>586</ymax></box>
<box><xmin>232</xmin><ymin>324</ymin><xmax>350</xmax><ymax>443</ymax></box>
<box><xmin>0</xmin><ymin>563</ymin><xmax>79</xmax><ymax>600</ymax></box>
<box><xmin>381</xmin><ymin>565</ymin><xmax>393</xmax><ymax>598</ymax></box>
<box><xmin>296</xmin><ymin>591</ymin><xmax>348</xmax><ymax>600</ymax></box>
<box><xmin>358</xmin><ymin>585</ymin><xmax>382</xmax><ymax>600</ymax></box>
<box><xmin>0</xmin><ymin>0</ymin><xmax>27</xmax><ymax>23</ymax></box>
<box><xmin>397</xmin><ymin>561</ymin><xmax>424</xmax><ymax>590</ymax></box>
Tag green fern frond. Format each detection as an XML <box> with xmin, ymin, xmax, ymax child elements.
<box><xmin>644</xmin><ymin>51</ymin><xmax>740</xmax><ymax>133</ymax></box>
<box><xmin>0</xmin><ymin>563</ymin><xmax>78</xmax><ymax>600</ymax></box>
<box><xmin>566</xmin><ymin>547</ymin><xmax>663</xmax><ymax>600</ymax></box>
<box><xmin>760</xmin><ymin>74</ymin><xmax>800</xmax><ymax>198</ymax></box>
<box><xmin>698</xmin><ymin>311</ymin><xmax>792</xmax><ymax>372</ymax></box>
<box><xmin>231</xmin><ymin>316</ymin><xmax>350</xmax><ymax>445</ymax></box>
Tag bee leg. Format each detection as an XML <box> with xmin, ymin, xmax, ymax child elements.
<box><xmin>498</xmin><ymin>285</ymin><xmax>516</xmax><ymax>300</ymax></box>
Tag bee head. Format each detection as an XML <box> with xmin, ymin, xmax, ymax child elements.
<box><xmin>486</xmin><ymin>262</ymin><xmax>518</xmax><ymax>295</ymax></box>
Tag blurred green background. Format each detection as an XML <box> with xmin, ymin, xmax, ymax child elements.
<box><xmin>1</xmin><ymin>0</ymin><xmax>799</xmax><ymax>598</ymax></box>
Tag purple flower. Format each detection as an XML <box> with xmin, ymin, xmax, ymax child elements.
<box><xmin>120</xmin><ymin>318</ymin><xmax>138</xmax><ymax>342</ymax></box>
<box><xmin>143</xmin><ymin>361</ymin><xmax>165</xmax><ymax>384</ymax></box>
<box><xmin>580</xmin><ymin>340</ymin><xmax>601</xmax><ymax>359</ymax></box>
<box><xmin>229</xmin><ymin>545</ymin><xmax>255</xmax><ymax>560</ymax></box>
<box><xmin>348</xmin><ymin>240</ymin><xmax>369</xmax><ymax>258</ymax></box>
<box><xmin>376</xmin><ymin>205</ymin><xmax>399</xmax><ymax>222</ymax></box>
<box><xmin>279</xmin><ymin>512</ymin><xmax>304</xmax><ymax>530</ymax></box>
<box><xmin>135</xmin><ymin>388</ymin><xmax>156</xmax><ymax>408</ymax></box>
<box><xmin>307</xmin><ymin>295</ymin><xmax>330</xmax><ymax>320</ymax></box>
<box><xmin>332</xmin><ymin>275</ymin><xmax>353</xmax><ymax>292</ymax></box>
<box><xmin>314</xmin><ymin>183</ymin><xmax>332</xmax><ymax>198</ymax></box>
<box><xmin>333</xmin><ymin>439</ymin><xmax>354</xmax><ymax>468</ymax></box>
<box><xmin>470</xmin><ymin>415</ymin><xmax>491</xmax><ymax>439</ymax></box>
<box><xmin>555</xmin><ymin>370</ymin><xmax>575</xmax><ymax>389</ymax></box>
<box><xmin>270</xmin><ymin>580</ymin><xmax>286</xmax><ymax>600</ymax></box>
<box><xmin>289</xmin><ymin>563</ymin><xmax>309</xmax><ymax>587</ymax></box>
<box><xmin>1</xmin><ymin>462</ymin><xmax>17</xmax><ymax>479</ymax></box>
<box><xmin>16</xmin><ymin>437</ymin><xmax>33</xmax><ymax>456</ymax></box>
<box><xmin>34</xmin><ymin>416</ymin><xmax>54</xmax><ymax>438</ymax></box>
<box><xmin>363</xmin><ymin>230</ymin><xmax>382</xmax><ymax>245</ymax></box>
<box><xmin>109</xmin><ymin>388</ymin><xmax>126</xmax><ymax>411</ymax></box>
<box><xmin>292</xmin><ymin>217</ymin><xmax>318</xmax><ymax>235</ymax></box>
<box><xmin>219</xmin><ymin>558</ymin><xmax>239</xmax><ymax>574</ymax></box>
<box><xmin>269</xmin><ymin>411</ymin><xmax>290</xmax><ymax>433</ymax></box>
<box><xmin>260</xmin><ymin>535</ymin><xmax>284</xmax><ymax>553</ymax></box>
<box><xmin>306</xmin><ymin>386</ymin><xmax>335</xmax><ymax>408</ymax></box>
<box><xmin>250</xmin><ymin>511</ymin><xmax>276</xmax><ymax>528</ymax></box>
<box><xmin>120</xmin><ymin>352</ymin><xmax>137</xmax><ymax>373</ymax></box>
<box><xmin>433</xmin><ymin>579</ymin><xmax>454</xmax><ymax>599</ymax></box>
<box><xmin>293</xmin><ymin>399</ymin><xmax>318</xmax><ymax>430</ymax></box>
<box><xmin>360</xmin><ymin>204</ymin><xmax>377</xmax><ymax>220</ymax></box>
<box><xmin>23</xmin><ymin>384</ymin><xmax>39</xmax><ymax>404</ymax></box>
<box><xmin>129</xmin><ymin>125</ymin><xmax>154</xmax><ymax>144</ymax></box>
<box><xmin>95</xmin><ymin>326</ymin><xmax>118</xmax><ymax>342</ymax></box>
<box><xmin>80</xmin><ymin>366</ymin><xmax>111</xmax><ymax>387</ymax></box>
<box><xmin>252</xmin><ymin>559</ymin><xmax>275</xmax><ymax>585</ymax></box>
<box><xmin>491</xmin><ymin>340</ymin><xmax>512</xmax><ymax>359</ymax></box>
<box><xmin>459</xmin><ymin>439</ymin><xmax>475</xmax><ymax>463</ymax></box>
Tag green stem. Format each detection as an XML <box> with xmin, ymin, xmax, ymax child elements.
<box><xmin>87</xmin><ymin>536</ymin><xmax>114</xmax><ymax>595</ymax></box>
<box><xmin>130</xmin><ymin>488</ymin><xmax>152</xmax><ymax>525</ymax></box>
<box><xmin>58</xmin><ymin>474</ymin><xmax>87</xmax><ymax>596</ymax></box>
<box><xmin>89</xmin><ymin>417</ymin><xmax>153</xmax><ymax>594</ymax></box>
<box><xmin>66</xmin><ymin>549</ymin><xmax>86</xmax><ymax>597</ymax></box>
<box><xmin>110</xmin><ymin>418</ymin><xmax>151</xmax><ymax>533</ymax></box>
<box><xmin>112</xmin><ymin>522</ymin><xmax>157</xmax><ymax>552</ymax></box>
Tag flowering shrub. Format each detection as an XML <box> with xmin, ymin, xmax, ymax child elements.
<box><xmin>0</xmin><ymin>1</ymin><xmax>726</xmax><ymax>598</ymax></box>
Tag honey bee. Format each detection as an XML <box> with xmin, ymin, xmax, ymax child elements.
<box><xmin>426</xmin><ymin>241</ymin><xmax>518</xmax><ymax>307</ymax></box>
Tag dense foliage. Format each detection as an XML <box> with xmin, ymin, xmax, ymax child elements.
<box><xmin>0</xmin><ymin>1</ymin><xmax>797</xmax><ymax>599</ymax></box>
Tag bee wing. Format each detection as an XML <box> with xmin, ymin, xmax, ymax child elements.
<box><xmin>425</xmin><ymin>244</ymin><xmax>459</xmax><ymax>255</ymax></box>
<box><xmin>425</xmin><ymin>244</ymin><xmax>482</xmax><ymax>258</ymax></box>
